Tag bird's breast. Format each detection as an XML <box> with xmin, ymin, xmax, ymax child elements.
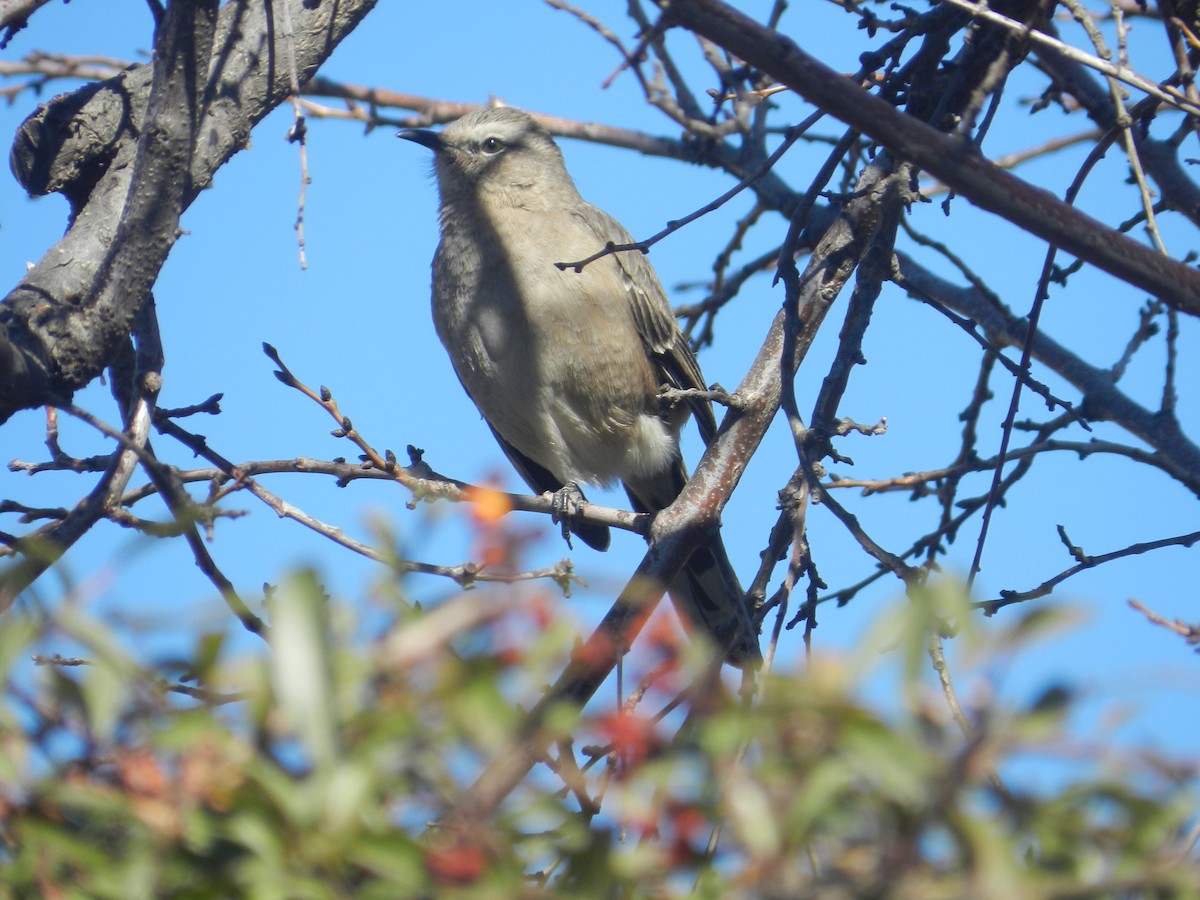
<box><xmin>431</xmin><ymin>203</ymin><xmax>671</xmax><ymax>484</ymax></box>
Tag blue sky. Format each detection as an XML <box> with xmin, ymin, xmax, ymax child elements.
<box><xmin>2</xmin><ymin>0</ymin><xmax>1199</xmax><ymax>793</ymax></box>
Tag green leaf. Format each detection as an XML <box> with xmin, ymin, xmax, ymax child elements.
<box><xmin>269</xmin><ymin>570</ymin><xmax>339</xmax><ymax>771</ymax></box>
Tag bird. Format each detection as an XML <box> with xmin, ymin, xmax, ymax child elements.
<box><xmin>398</xmin><ymin>106</ymin><xmax>759</xmax><ymax>665</ymax></box>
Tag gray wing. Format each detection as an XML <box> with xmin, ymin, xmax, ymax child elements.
<box><xmin>572</xmin><ymin>205</ymin><xmax>719</xmax><ymax>446</ymax></box>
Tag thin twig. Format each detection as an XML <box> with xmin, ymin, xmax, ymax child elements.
<box><xmin>942</xmin><ymin>0</ymin><xmax>1200</xmax><ymax>118</ymax></box>
<box><xmin>555</xmin><ymin>117</ymin><xmax>813</xmax><ymax>273</ymax></box>
<box><xmin>978</xmin><ymin>530</ymin><xmax>1200</xmax><ymax>614</ymax></box>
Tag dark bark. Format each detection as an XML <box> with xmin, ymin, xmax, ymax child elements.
<box><xmin>653</xmin><ymin>0</ymin><xmax>1200</xmax><ymax>316</ymax></box>
<box><xmin>0</xmin><ymin>0</ymin><xmax>378</xmax><ymax>422</ymax></box>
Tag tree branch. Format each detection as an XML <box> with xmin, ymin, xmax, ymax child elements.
<box><xmin>0</xmin><ymin>0</ymin><xmax>378</xmax><ymax>422</ymax></box>
<box><xmin>652</xmin><ymin>0</ymin><xmax>1200</xmax><ymax>315</ymax></box>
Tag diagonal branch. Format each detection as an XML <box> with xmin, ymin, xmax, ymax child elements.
<box><xmin>894</xmin><ymin>251</ymin><xmax>1200</xmax><ymax>495</ymax></box>
<box><xmin>0</xmin><ymin>0</ymin><xmax>378</xmax><ymax>422</ymax></box>
<box><xmin>652</xmin><ymin>0</ymin><xmax>1200</xmax><ymax>315</ymax></box>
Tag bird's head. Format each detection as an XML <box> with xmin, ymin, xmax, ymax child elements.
<box><xmin>398</xmin><ymin>106</ymin><xmax>577</xmax><ymax>207</ymax></box>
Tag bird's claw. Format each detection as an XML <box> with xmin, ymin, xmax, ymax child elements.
<box><xmin>549</xmin><ymin>481</ymin><xmax>589</xmax><ymax>549</ymax></box>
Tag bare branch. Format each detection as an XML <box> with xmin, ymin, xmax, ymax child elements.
<box><xmin>944</xmin><ymin>0</ymin><xmax>1200</xmax><ymax>117</ymax></box>
<box><xmin>0</xmin><ymin>0</ymin><xmax>377</xmax><ymax>421</ymax></box>
<box><xmin>978</xmin><ymin>530</ymin><xmax>1200</xmax><ymax>614</ymax></box>
<box><xmin>1128</xmin><ymin>598</ymin><xmax>1200</xmax><ymax>650</ymax></box>
<box><xmin>654</xmin><ymin>0</ymin><xmax>1200</xmax><ymax>314</ymax></box>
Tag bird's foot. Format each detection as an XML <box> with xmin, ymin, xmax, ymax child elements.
<box><xmin>549</xmin><ymin>481</ymin><xmax>589</xmax><ymax>549</ymax></box>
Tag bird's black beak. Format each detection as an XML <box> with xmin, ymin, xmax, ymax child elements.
<box><xmin>396</xmin><ymin>128</ymin><xmax>444</xmax><ymax>152</ymax></box>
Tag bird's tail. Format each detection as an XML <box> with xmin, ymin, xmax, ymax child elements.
<box><xmin>625</xmin><ymin>464</ymin><xmax>761</xmax><ymax>667</ymax></box>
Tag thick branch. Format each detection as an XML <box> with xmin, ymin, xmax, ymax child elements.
<box><xmin>0</xmin><ymin>0</ymin><xmax>55</xmax><ymax>45</ymax></box>
<box><xmin>1033</xmin><ymin>27</ymin><xmax>1200</xmax><ymax>228</ymax></box>
<box><xmin>895</xmin><ymin>251</ymin><xmax>1200</xmax><ymax>495</ymax></box>
<box><xmin>654</xmin><ymin>0</ymin><xmax>1200</xmax><ymax>315</ymax></box>
<box><xmin>0</xmin><ymin>0</ymin><xmax>378</xmax><ymax>422</ymax></box>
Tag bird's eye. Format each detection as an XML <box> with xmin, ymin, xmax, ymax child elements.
<box><xmin>480</xmin><ymin>137</ymin><xmax>504</xmax><ymax>154</ymax></box>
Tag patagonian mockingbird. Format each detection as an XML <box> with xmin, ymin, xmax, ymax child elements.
<box><xmin>399</xmin><ymin>106</ymin><xmax>759</xmax><ymax>665</ymax></box>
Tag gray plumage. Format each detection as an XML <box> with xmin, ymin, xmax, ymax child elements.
<box><xmin>399</xmin><ymin>106</ymin><xmax>759</xmax><ymax>665</ymax></box>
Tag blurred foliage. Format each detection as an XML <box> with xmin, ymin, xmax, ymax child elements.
<box><xmin>0</xmin><ymin>568</ymin><xmax>1198</xmax><ymax>899</ymax></box>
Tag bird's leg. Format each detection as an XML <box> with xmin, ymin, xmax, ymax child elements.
<box><xmin>549</xmin><ymin>481</ymin><xmax>590</xmax><ymax>549</ymax></box>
